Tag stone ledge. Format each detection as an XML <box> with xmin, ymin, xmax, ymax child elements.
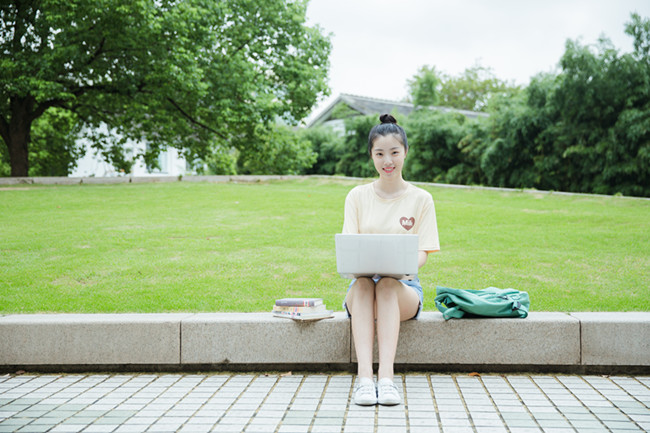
<box><xmin>1</xmin><ymin>312</ymin><xmax>648</xmax><ymax>372</ymax></box>
<box><xmin>0</xmin><ymin>313</ymin><xmax>191</xmax><ymax>365</ymax></box>
<box><xmin>571</xmin><ymin>312</ymin><xmax>650</xmax><ymax>366</ymax></box>
<box><xmin>0</xmin><ymin>175</ymin><xmax>306</xmax><ymax>186</ymax></box>
<box><xmin>351</xmin><ymin>312</ymin><xmax>581</xmax><ymax>365</ymax></box>
<box><xmin>392</xmin><ymin>312</ymin><xmax>580</xmax><ymax>365</ymax></box>
<box><xmin>181</xmin><ymin>312</ymin><xmax>350</xmax><ymax>364</ymax></box>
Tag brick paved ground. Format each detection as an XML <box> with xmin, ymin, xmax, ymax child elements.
<box><xmin>0</xmin><ymin>373</ymin><xmax>648</xmax><ymax>433</ymax></box>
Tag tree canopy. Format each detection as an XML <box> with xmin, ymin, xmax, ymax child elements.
<box><xmin>406</xmin><ymin>65</ymin><xmax>440</xmax><ymax>107</ymax></box>
<box><xmin>0</xmin><ymin>0</ymin><xmax>331</xmax><ymax>176</ymax></box>
<box><xmin>473</xmin><ymin>13</ymin><xmax>650</xmax><ymax>196</ymax></box>
<box><xmin>406</xmin><ymin>64</ymin><xmax>520</xmax><ymax>112</ymax></box>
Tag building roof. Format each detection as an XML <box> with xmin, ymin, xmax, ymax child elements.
<box><xmin>306</xmin><ymin>93</ymin><xmax>488</xmax><ymax>128</ymax></box>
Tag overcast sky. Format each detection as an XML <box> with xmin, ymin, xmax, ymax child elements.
<box><xmin>305</xmin><ymin>0</ymin><xmax>650</xmax><ymax>119</ymax></box>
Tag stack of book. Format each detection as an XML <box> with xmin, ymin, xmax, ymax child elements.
<box><xmin>272</xmin><ymin>298</ymin><xmax>334</xmax><ymax>321</ymax></box>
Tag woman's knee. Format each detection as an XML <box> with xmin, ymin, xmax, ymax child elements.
<box><xmin>376</xmin><ymin>278</ymin><xmax>420</xmax><ymax>320</ymax></box>
<box><xmin>346</xmin><ymin>277</ymin><xmax>376</xmax><ymax>309</ymax></box>
<box><xmin>375</xmin><ymin>277</ymin><xmax>400</xmax><ymax>300</ymax></box>
<box><xmin>352</xmin><ymin>277</ymin><xmax>376</xmax><ymax>295</ymax></box>
<box><xmin>357</xmin><ymin>276</ymin><xmax>375</xmax><ymax>287</ymax></box>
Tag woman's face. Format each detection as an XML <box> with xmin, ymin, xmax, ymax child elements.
<box><xmin>370</xmin><ymin>134</ymin><xmax>407</xmax><ymax>180</ymax></box>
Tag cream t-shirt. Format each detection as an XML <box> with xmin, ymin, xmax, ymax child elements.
<box><xmin>342</xmin><ymin>182</ymin><xmax>440</xmax><ymax>253</ymax></box>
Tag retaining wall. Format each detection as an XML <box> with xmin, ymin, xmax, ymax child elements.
<box><xmin>1</xmin><ymin>312</ymin><xmax>648</xmax><ymax>374</ymax></box>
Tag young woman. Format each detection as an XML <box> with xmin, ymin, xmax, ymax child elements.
<box><xmin>342</xmin><ymin>114</ymin><xmax>440</xmax><ymax>406</ymax></box>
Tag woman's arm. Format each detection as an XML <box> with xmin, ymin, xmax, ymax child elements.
<box><xmin>342</xmin><ymin>189</ymin><xmax>359</xmax><ymax>234</ymax></box>
<box><xmin>418</xmin><ymin>251</ymin><xmax>428</xmax><ymax>268</ymax></box>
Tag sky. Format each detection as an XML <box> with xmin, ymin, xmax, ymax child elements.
<box><xmin>304</xmin><ymin>0</ymin><xmax>650</xmax><ymax>120</ymax></box>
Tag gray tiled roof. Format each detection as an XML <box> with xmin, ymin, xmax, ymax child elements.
<box><xmin>306</xmin><ymin>93</ymin><xmax>487</xmax><ymax>127</ymax></box>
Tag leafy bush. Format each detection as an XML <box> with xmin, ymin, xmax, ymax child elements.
<box><xmin>301</xmin><ymin>126</ymin><xmax>345</xmax><ymax>175</ymax></box>
<box><xmin>404</xmin><ymin>109</ymin><xmax>471</xmax><ymax>183</ymax></box>
<box><xmin>333</xmin><ymin>115</ymin><xmax>377</xmax><ymax>178</ymax></box>
<box><xmin>235</xmin><ymin>124</ymin><xmax>316</xmax><ymax>175</ymax></box>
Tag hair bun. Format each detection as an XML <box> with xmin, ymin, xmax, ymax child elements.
<box><xmin>379</xmin><ymin>114</ymin><xmax>397</xmax><ymax>124</ymax></box>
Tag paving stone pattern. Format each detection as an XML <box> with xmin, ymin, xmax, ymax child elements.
<box><xmin>0</xmin><ymin>373</ymin><xmax>648</xmax><ymax>433</ymax></box>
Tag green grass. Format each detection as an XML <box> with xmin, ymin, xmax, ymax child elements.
<box><xmin>1</xmin><ymin>178</ymin><xmax>648</xmax><ymax>313</ymax></box>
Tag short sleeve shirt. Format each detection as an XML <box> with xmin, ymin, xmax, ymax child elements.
<box><xmin>342</xmin><ymin>182</ymin><xmax>440</xmax><ymax>253</ymax></box>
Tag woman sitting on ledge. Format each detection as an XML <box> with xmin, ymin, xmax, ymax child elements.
<box><xmin>342</xmin><ymin>114</ymin><xmax>440</xmax><ymax>406</ymax></box>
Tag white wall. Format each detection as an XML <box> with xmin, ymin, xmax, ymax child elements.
<box><xmin>70</xmin><ymin>125</ymin><xmax>189</xmax><ymax>178</ymax></box>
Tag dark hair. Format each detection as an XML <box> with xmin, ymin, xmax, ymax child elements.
<box><xmin>367</xmin><ymin>114</ymin><xmax>408</xmax><ymax>155</ymax></box>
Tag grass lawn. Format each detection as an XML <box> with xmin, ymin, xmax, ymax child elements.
<box><xmin>1</xmin><ymin>177</ymin><xmax>648</xmax><ymax>313</ymax></box>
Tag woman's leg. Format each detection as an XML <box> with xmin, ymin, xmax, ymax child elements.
<box><xmin>374</xmin><ymin>278</ymin><xmax>420</xmax><ymax>381</ymax></box>
<box><xmin>345</xmin><ymin>277</ymin><xmax>376</xmax><ymax>378</ymax></box>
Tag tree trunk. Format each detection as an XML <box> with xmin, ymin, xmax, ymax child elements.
<box><xmin>7</xmin><ymin>133</ymin><xmax>30</xmax><ymax>178</ymax></box>
<box><xmin>2</xmin><ymin>96</ymin><xmax>35</xmax><ymax>177</ymax></box>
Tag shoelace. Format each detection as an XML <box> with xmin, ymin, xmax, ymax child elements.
<box><xmin>378</xmin><ymin>381</ymin><xmax>398</xmax><ymax>394</ymax></box>
<box><xmin>356</xmin><ymin>383</ymin><xmax>376</xmax><ymax>396</ymax></box>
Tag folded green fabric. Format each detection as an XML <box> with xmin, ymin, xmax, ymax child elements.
<box><xmin>434</xmin><ymin>286</ymin><xmax>530</xmax><ymax>320</ymax></box>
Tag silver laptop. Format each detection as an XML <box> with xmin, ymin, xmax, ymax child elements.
<box><xmin>335</xmin><ymin>233</ymin><xmax>419</xmax><ymax>280</ymax></box>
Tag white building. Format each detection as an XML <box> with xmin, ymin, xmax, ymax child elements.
<box><xmin>70</xmin><ymin>125</ymin><xmax>189</xmax><ymax>178</ymax></box>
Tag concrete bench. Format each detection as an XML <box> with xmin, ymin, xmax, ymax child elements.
<box><xmin>1</xmin><ymin>312</ymin><xmax>648</xmax><ymax>373</ymax></box>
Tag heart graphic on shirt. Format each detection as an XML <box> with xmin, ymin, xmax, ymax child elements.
<box><xmin>400</xmin><ymin>217</ymin><xmax>415</xmax><ymax>231</ymax></box>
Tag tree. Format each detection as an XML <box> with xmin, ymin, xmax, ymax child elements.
<box><xmin>439</xmin><ymin>64</ymin><xmax>520</xmax><ymax>112</ymax></box>
<box><xmin>301</xmin><ymin>125</ymin><xmax>344</xmax><ymax>175</ymax></box>
<box><xmin>190</xmin><ymin>142</ymin><xmax>238</xmax><ymax>176</ymax></box>
<box><xmin>335</xmin><ymin>115</ymin><xmax>377</xmax><ymax>178</ymax></box>
<box><xmin>403</xmin><ymin>109</ymin><xmax>471</xmax><ymax>183</ymax></box>
<box><xmin>235</xmin><ymin>123</ymin><xmax>316</xmax><ymax>175</ymax></box>
<box><xmin>0</xmin><ymin>0</ymin><xmax>331</xmax><ymax>176</ymax></box>
<box><xmin>28</xmin><ymin>108</ymin><xmax>85</xmax><ymax>176</ymax></box>
<box><xmin>406</xmin><ymin>64</ymin><xmax>519</xmax><ymax>112</ymax></box>
<box><xmin>547</xmin><ymin>14</ymin><xmax>650</xmax><ymax>195</ymax></box>
<box><xmin>451</xmin><ymin>117</ymin><xmax>490</xmax><ymax>185</ymax></box>
<box><xmin>0</xmin><ymin>106</ymin><xmax>84</xmax><ymax>177</ymax></box>
<box><xmin>473</xmin><ymin>13</ymin><xmax>650</xmax><ymax>196</ymax></box>
<box><xmin>406</xmin><ymin>65</ymin><xmax>441</xmax><ymax>107</ymax></box>
<box><xmin>479</xmin><ymin>88</ymin><xmax>542</xmax><ymax>189</ymax></box>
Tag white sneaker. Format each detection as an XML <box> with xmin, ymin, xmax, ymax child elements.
<box><xmin>353</xmin><ymin>377</ymin><xmax>377</xmax><ymax>406</ymax></box>
<box><xmin>377</xmin><ymin>378</ymin><xmax>401</xmax><ymax>406</ymax></box>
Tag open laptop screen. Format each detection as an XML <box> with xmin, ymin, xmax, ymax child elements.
<box><xmin>335</xmin><ymin>233</ymin><xmax>419</xmax><ymax>280</ymax></box>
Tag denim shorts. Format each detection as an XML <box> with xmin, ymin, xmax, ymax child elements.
<box><xmin>342</xmin><ymin>276</ymin><xmax>424</xmax><ymax>320</ymax></box>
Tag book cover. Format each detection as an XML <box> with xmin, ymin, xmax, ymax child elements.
<box><xmin>273</xmin><ymin>304</ymin><xmax>327</xmax><ymax>314</ymax></box>
<box><xmin>272</xmin><ymin>310</ymin><xmax>334</xmax><ymax>321</ymax></box>
<box><xmin>272</xmin><ymin>309</ymin><xmax>331</xmax><ymax>318</ymax></box>
<box><xmin>275</xmin><ymin>298</ymin><xmax>323</xmax><ymax>307</ymax></box>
